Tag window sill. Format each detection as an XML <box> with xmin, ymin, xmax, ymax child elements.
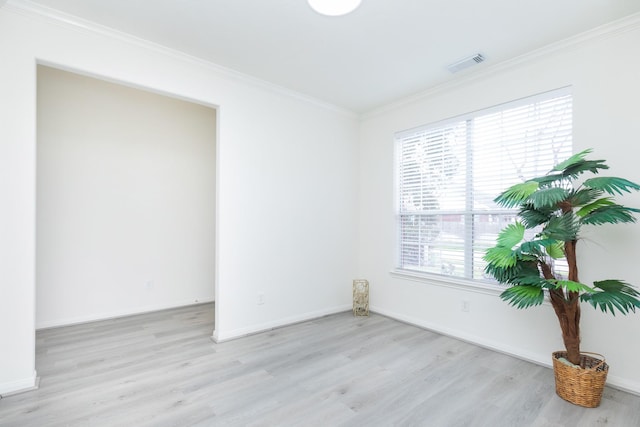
<box><xmin>389</xmin><ymin>269</ymin><xmax>505</xmax><ymax>296</ymax></box>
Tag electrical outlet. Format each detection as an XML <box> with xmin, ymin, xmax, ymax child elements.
<box><xmin>462</xmin><ymin>300</ymin><xmax>470</xmax><ymax>312</ymax></box>
<box><xmin>257</xmin><ymin>293</ymin><xmax>265</xmax><ymax>305</ymax></box>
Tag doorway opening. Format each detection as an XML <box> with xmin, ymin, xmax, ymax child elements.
<box><xmin>35</xmin><ymin>65</ymin><xmax>217</xmax><ymax>341</ymax></box>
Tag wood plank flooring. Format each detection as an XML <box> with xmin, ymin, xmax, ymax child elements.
<box><xmin>1</xmin><ymin>303</ymin><xmax>639</xmax><ymax>426</ymax></box>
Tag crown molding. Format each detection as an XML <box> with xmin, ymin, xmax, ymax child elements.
<box><xmin>5</xmin><ymin>0</ymin><xmax>639</xmax><ymax>121</ymax></box>
<box><xmin>362</xmin><ymin>12</ymin><xmax>640</xmax><ymax>120</ymax></box>
<box><xmin>3</xmin><ymin>0</ymin><xmax>357</xmax><ymax>119</ymax></box>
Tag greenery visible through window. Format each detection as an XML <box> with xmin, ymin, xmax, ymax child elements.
<box><xmin>395</xmin><ymin>88</ymin><xmax>572</xmax><ymax>281</ymax></box>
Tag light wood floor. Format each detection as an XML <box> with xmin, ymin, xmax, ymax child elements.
<box><xmin>1</xmin><ymin>303</ymin><xmax>639</xmax><ymax>426</ymax></box>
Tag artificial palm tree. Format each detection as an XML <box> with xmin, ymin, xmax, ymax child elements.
<box><xmin>484</xmin><ymin>149</ymin><xmax>640</xmax><ymax>366</ymax></box>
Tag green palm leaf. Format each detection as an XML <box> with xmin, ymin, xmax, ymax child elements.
<box><xmin>484</xmin><ymin>263</ymin><xmax>517</xmax><ymax>284</ymax></box>
<box><xmin>532</xmin><ymin>173</ymin><xmax>566</xmax><ymax>187</ymax></box>
<box><xmin>581</xmin><ymin>205</ymin><xmax>640</xmax><ymax>225</ymax></box>
<box><xmin>518</xmin><ymin>238</ymin><xmax>557</xmax><ymax>256</ymax></box>
<box><xmin>513</xmin><ymin>274</ymin><xmax>550</xmax><ymax>287</ymax></box>
<box><xmin>562</xmin><ymin>159</ymin><xmax>609</xmax><ymax>178</ymax></box>
<box><xmin>545</xmin><ymin>241</ymin><xmax>565</xmax><ymax>259</ymax></box>
<box><xmin>496</xmin><ymin>222</ymin><xmax>525</xmax><ymax>248</ymax></box>
<box><xmin>576</xmin><ymin>197</ymin><xmax>615</xmax><ymax>217</ymax></box>
<box><xmin>484</xmin><ymin>259</ymin><xmax>542</xmax><ymax>285</ymax></box>
<box><xmin>500</xmin><ymin>285</ymin><xmax>545</xmax><ymax>309</ymax></box>
<box><xmin>495</xmin><ymin>181</ymin><xmax>539</xmax><ymax>208</ymax></box>
<box><xmin>583</xmin><ymin>177</ymin><xmax>640</xmax><ymax>196</ymax></box>
<box><xmin>518</xmin><ymin>204</ymin><xmax>554</xmax><ymax>228</ymax></box>
<box><xmin>569</xmin><ymin>188</ymin><xmax>603</xmax><ymax>207</ymax></box>
<box><xmin>484</xmin><ymin>246</ymin><xmax>517</xmax><ymax>268</ymax></box>
<box><xmin>543</xmin><ymin>212</ymin><xmax>579</xmax><ymax>241</ymax></box>
<box><xmin>581</xmin><ymin>280</ymin><xmax>640</xmax><ymax>315</ymax></box>
<box><xmin>552</xmin><ymin>149</ymin><xmax>592</xmax><ymax>171</ymax></box>
<box><xmin>550</xmin><ymin>280</ymin><xmax>595</xmax><ymax>294</ymax></box>
<box><xmin>517</xmin><ymin>240</ymin><xmax>543</xmax><ymax>256</ymax></box>
<box><xmin>527</xmin><ymin>187</ymin><xmax>569</xmax><ymax>210</ymax></box>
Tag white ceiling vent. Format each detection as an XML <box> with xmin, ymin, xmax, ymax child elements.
<box><xmin>447</xmin><ymin>53</ymin><xmax>486</xmax><ymax>73</ymax></box>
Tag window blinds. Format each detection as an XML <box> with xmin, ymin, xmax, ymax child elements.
<box><xmin>396</xmin><ymin>88</ymin><xmax>572</xmax><ymax>279</ymax></box>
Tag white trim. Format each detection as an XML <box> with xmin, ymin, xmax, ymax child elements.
<box><xmin>363</xmin><ymin>12</ymin><xmax>640</xmax><ymax>119</ymax></box>
<box><xmin>370</xmin><ymin>306</ymin><xmax>640</xmax><ymax>396</ymax></box>
<box><xmin>6</xmin><ymin>1</ymin><xmax>639</xmax><ymax>119</ymax></box>
<box><xmin>3</xmin><ymin>0</ymin><xmax>356</xmax><ymax>119</ymax></box>
<box><xmin>603</xmin><ymin>375</ymin><xmax>640</xmax><ymax>397</ymax></box>
<box><xmin>0</xmin><ymin>371</ymin><xmax>39</xmax><ymax>396</ymax></box>
<box><xmin>371</xmin><ymin>304</ymin><xmax>549</xmax><ymax>365</ymax></box>
<box><xmin>35</xmin><ymin>299</ymin><xmax>214</xmax><ymax>330</ymax></box>
<box><xmin>390</xmin><ymin>269</ymin><xmax>558</xmax><ymax>307</ymax></box>
<box><xmin>390</xmin><ymin>269</ymin><xmax>504</xmax><ymax>297</ymax></box>
<box><xmin>212</xmin><ymin>304</ymin><xmax>352</xmax><ymax>343</ymax></box>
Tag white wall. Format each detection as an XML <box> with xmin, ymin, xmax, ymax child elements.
<box><xmin>36</xmin><ymin>66</ymin><xmax>216</xmax><ymax>328</ymax></box>
<box><xmin>359</xmin><ymin>17</ymin><xmax>640</xmax><ymax>394</ymax></box>
<box><xmin>0</xmin><ymin>4</ymin><xmax>358</xmax><ymax>394</ymax></box>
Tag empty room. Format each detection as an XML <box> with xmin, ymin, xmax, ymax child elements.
<box><xmin>2</xmin><ymin>0</ymin><xmax>640</xmax><ymax>425</ymax></box>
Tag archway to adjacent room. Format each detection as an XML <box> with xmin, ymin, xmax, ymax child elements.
<box><xmin>35</xmin><ymin>65</ymin><xmax>217</xmax><ymax>338</ymax></box>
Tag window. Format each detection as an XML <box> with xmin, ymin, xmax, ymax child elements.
<box><xmin>395</xmin><ymin>88</ymin><xmax>572</xmax><ymax>281</ymax></box>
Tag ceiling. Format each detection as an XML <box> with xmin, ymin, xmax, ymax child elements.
<box><xmin>16</xmin><ymin>0</ymin><xmax>640</xmax><ymax>113</ymax></box>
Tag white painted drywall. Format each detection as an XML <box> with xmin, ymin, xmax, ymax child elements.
<box><xmin>359</xmin><ymin>19</ymin><xmax>640</xmax><ymax>393</ymax></box>
<box><xmin>36</xmin><ymin>66</ymin><xmax>216</xmax><ymax>328</ymax></box>
<box><xmin>0</xmin><ymin>4</ymin><xmax>358</xmax><ymax>394</ymax></box>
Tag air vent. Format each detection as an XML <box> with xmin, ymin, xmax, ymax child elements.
<box><xmin>447</xmin><ymin>53</ymin><xmax>486</xmax><ymax>74</ymax></box>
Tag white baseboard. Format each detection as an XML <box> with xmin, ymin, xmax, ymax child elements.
<box><xmin>0</xmin><ymin>371</ymin><xmax>39</xmax><ymax>396</ymax></box>
<box><xmin>370</xmin><ymin>305</ymin><xmax>640</xmax><ymax>396</ymax></box>
<box><xmin>36</xmin><ymin>298</ymin><xmax>215</xmax><ymax>330</ymax></box>
<box><xmin>213</xmin><ymin>304</ymin><xmax>351</xmax><ymax>343</ymax></box>
<box><xmin>604</xmin><ymin>374</ymin><xmax>640</xmax><ymax>396</ymax></box>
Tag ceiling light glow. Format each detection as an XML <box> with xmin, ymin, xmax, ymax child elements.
<box><xmin>308</xmin><ymin>0</ymin><xmax>362</xmax><ymax>16</ymax></box>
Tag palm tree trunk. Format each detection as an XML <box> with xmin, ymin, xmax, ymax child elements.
<box><xmin>549</xmin><ymin>289</ymin><xmax>581</xmax><ymax>365</ymax></box>
<box><xmin>541</xmin><ymin>239</ymin><xmax>582</xmax><ymax>365</ymax></box>
<box><xmin>553</xmin><ymin>239</ymin><xmax>581</xmax><ymax>365</ymax></box>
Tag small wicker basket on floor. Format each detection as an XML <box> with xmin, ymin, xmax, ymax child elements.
<box><xmin>552</xmin><ymin>351</ymin><xmax>609</xmax><ymax>408</ymax></box>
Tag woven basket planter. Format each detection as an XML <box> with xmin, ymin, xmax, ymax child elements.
<box><xmin>552</xmin><ymin>351</ymin><xmax>609</xmax><ymax>408</ymax></box>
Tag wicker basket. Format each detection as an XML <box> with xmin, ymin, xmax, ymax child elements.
<box><xmin>352</xmin><ymin>279</ymin><xmax>369</xmax><ymax>317</ymax></box>
<box><xmin>552</xmin><ymin>351</ymin><xmax>609</xmax><ymax>408</ymax></box>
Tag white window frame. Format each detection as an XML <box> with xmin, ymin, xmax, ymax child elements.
<box><xmin>394</xmin><ymin>87</ymin><xmax>573</xmax><ymax>288</ymax></box>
